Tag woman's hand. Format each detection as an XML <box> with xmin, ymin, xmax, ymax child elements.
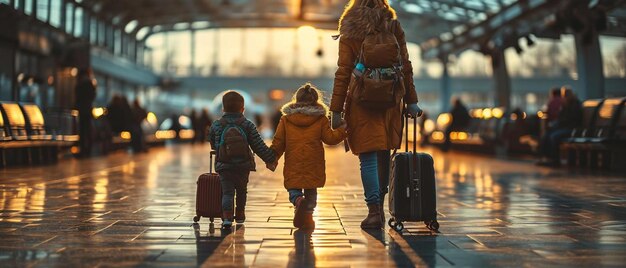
<box><xmin>331</xmin><ymin>111</ymin><xmax>343</xmax><ymax>129</ymax></box>
<box><xmin>406</xmin><ymin>103</ymin><xmax>423</xmax><ymax>118</ymax></box>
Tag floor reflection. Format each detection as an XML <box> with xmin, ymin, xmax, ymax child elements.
<box><xmin>1</xmin><ymin>144</ymin><xmax>626</xmax><ymax>266</ymax></box>
<box><xmin>288</xmin><ymin>229</ymin><xmax>315</xmax><ymax>268</ymax></box>
<box><xmin>193</xmin><ymin>223</ymin><xmax>226</xmax><ymax>266</ymax></box>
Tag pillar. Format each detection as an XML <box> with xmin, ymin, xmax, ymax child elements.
<box><xmin>211</xmin><ymin>29</ymin><xmax>219</xmax><ymax>76</ymax></box>
<box><xmin>190</xmin><ymin>29</ymin><xmax>196</xmax><ymax>76</ymax></box>
<box><xmin>491</xmin><ymin>49</ymin><xmax>511</xmax><ymax>109</ymax></box>
<box><xmin>440</xmin><ymin>57</ymin><xmax>451</xmax><ymax>113</ymax></box>
<box><xmin>575</xmin><ymin>30</ymin><xmax>604</xmax><ymax>100</ymax></box>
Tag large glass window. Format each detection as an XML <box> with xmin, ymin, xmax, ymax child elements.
<box><xmin>114</xmin><ymin>29</ymin><xmax>122</xmax><ymax>55</ymax></box>
<box><xmin>36</xmin><ymin>0</ymin><xmax>49</xmax><ymax>22</ymax></box>
<box><xmin>90</xmin><ymin>17</ymin><xmax>97</xmax><ymax>44</ymax></box>
<box><xmin>49</xmin><ymin>0</ymin><xmax>61</xmax><ymax>27</ymax></box>
<box><xmin>65</xmin><ymin>2</ymin><xmax>73</xmax><ymax>34</ymax></box>
<box><xmin>24</xmin><ymin>0</ymin><xmax>33</xmax><ymax>15</ymax></box>
<box><xmin>73</xmin><ymin>7</ymin><xmax>83</xmax><ymax>38</ymax></box>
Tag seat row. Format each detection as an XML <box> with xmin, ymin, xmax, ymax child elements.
<box><xmin>562</xmin><ymin>97</ymin><xmax>626</xmax><ymax>170</ymax></box>
<box><xmin>0</xmin><ymin>102</ymin><xmax>78</xmax><ymax>167</ymax></box>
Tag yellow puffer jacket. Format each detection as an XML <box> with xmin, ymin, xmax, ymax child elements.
<box><xmin>271</xmin><ymin>103</ymin><xmax>347</xmax><ymax>189</ymax></box>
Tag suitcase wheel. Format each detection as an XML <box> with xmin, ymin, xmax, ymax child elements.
<box><xmin>193</xmin><ymin>216</ymin><xmax>200</xmax><ymax>223</ymax></box>
<box><xmin>394</xmin><ymin>222</ymin><xmax>404</xmax><ymax>232</ymax></box>
<box><xmin>426</xmin><ymin>220</ymin><xmax>439</xmax><ymax>231</ymax></box>
<box><xmin>388</xmin><ymin>218</ymin><xmax>404</xmax><ymax>232</ymax></box>
<box><xmin>209</xmin><ymin>217</ymin><xmax>214</xmax><ymax>223</ymax></box>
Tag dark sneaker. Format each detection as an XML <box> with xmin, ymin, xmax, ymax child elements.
<box><xmin>293</xmin><ymin>196</ymin><xmax>307</xmax><ymax>228</ymax></box>
<box><xmin>222</xmin><ymin>211</ymin><xmax>233</xmax><ymax>229</ymax></box>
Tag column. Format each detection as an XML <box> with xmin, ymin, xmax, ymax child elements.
<box><xmin>491</xmin><ymin>49</ymin><xmax>511</xmax><ymax>109</ymax></box>
<box><xmin>574</xmin><ymin>30</ymin><xmax>604</xmax><ymax>100</ymax></box>
<box><xmin>190</xmin><ymin>30</ymin><xmax>196</xmax><ymax>76</ymax></box>
<box><xmin>440</xmin><ymin>57</ymin><xmax>451</xmax><ymax>113</ymax></box>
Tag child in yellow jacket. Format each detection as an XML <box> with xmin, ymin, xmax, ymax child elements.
<box><xmin>270</xmin><ymin>83</ymin><xmax>347</xmax><ymax>229</ymax></box>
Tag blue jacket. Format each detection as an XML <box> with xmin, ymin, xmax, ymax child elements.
<box><xmin>208</xmin><ymin>113</ymin><xmax>276</xmax><ymax>172</ymax></box>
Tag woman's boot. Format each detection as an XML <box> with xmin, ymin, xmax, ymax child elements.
<box><xmin>360</xmin><ymin>204</ymin><xmax>383</xmax><ymax>229</ymax></box>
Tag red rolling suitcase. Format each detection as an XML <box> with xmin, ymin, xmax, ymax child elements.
<box><xmin>388</xmin><ymin>113</ymin><xmax>439</xmax><ymax>232</ymax></box>
<box><xmin>193</xmin><ymin>151</ymin><xmax>222</xmax><ymax>223</ymax></box>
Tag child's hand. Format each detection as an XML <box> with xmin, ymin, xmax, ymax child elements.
<box><xmin>266</xmin><ymin>161</ymin><xmax>278</xmax><ymax>172</ymax></box>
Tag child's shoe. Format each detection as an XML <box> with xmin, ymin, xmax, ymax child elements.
<box><xmin>301</xmin><ymin>212</ymin><xmax>315</xmax><ymax>230</ymax></box>
<box><xmin>235</xmin><ymin>208</ymin><xmax>246</xmax><ymax>224</ymax></box>
<box><xmin>293</xmin><ymin>196</ymin><xmax>308</xmax><ymax>228</ymax></box>
<box><xmin>222</xmin><ymin>211</ymin><xmax>233</xmax><ymax>229</ymax></box>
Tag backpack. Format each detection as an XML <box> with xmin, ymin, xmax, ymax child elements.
<box><xmin>216</xmin><ymin>117</ymin><xmax>253</xmax><ymax>164</ymax></box>
<box><xmin>352</xmin><ymin>21</ymin><xmax>406</xmax><ymax>110</ymax></box>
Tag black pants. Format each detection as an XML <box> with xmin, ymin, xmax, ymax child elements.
<box><xmin>78</xmin><ymin>112</ymin><xmax>92</xmax><ymax>156</ymax></box>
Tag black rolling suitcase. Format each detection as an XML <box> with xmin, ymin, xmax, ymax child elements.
<box><xmin>388</xmin><ymin>113</ymin><xmax>439</xmax><ymax>232</ymax></box>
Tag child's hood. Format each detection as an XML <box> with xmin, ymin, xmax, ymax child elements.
<box><xmin>281</xmin><ymin>103</ymin><xmax>328</xmax><ymax>127</ymax></box>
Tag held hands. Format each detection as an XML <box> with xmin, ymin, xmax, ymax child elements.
<box><xmin>406</xmin><ymin>103</ymin><xmax>424</xmax><ymax>118</ymax></box>
<box><xmin>266</xmin><ymin>161</ymin><xmax>278</xmax><ymax>172</ymax></box>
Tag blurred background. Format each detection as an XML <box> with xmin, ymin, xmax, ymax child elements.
<box><xmin>0</xmin><ymin>0</ymin><xmax>625</xmax><ymax>167</ymax></box>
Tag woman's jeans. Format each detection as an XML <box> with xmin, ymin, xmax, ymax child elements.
<box><xmin>288</xmin><ymin>189</ymin><xmax>318</xmax><ymax>212</ymax></box>
<box><xmin>359</xmin><ymin>151</ymin><xmax>391</xmax><ymax>205</ymax></box>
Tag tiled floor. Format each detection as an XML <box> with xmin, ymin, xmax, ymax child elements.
<box><xmin>1</xmin><ymin>144</ymin><xmax>625</xmax><ymax>267</ymax></box>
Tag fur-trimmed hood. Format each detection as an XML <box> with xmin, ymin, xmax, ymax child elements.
<box><xmin>280</xmin><ymin>103</ymin><xmax>329</xmax><ymax>127</ymax></box>
<box><xmin>339</xmin><ymin>6</ymin><xmax>396</xmax><ymax>39</ymax></box>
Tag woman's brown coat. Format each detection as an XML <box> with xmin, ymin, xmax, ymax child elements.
<box><xmin>330</xmin><ymin>6</ymin><xmax>418</xmax><ymax>154</ymax></box>
<box><xmin>271</xmin><ymin>103</ymin><xmax>347</xmax><ymax>189</ymax></box>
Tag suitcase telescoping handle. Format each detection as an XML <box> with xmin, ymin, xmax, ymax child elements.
<box><xmin>404</xmin><ymin>108</ymin><xmax>418</xmax><ymax>153</ymax></box>
<box><xmin>210</xmin><ymin>150</ymin><xmax>216</xmax><ymax>173</ymax></box>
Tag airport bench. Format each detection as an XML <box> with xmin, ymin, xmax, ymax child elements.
<box><xmin>0</xmin><ymin>102</ymin><xmax>76</xmax><ymax>167</ymax></box>
<box><xmin>562</xmin><ymin>97</ymin><xmax>626</xmax><ymax>170</ymax></box>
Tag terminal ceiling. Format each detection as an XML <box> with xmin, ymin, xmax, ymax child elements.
<box><xmin>78</xmin><ymin>0</ymin><xmax>626</xmax><ymax>59</ymax></box>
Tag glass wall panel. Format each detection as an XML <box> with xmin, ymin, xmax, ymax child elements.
<box><xmin>24</xmin><ymin>0</ymin><xmax>33</xmax><ymax>14</ymax></box>
<box><xmin>73</xmin><ymin>6</ymin><xmax>82</xmax><ymax>37</ymax></box>
<box><xmin>65</xmin><ymin>2</ymin><xmax>73</xmax><ymax>33</ymax></box>
<box><xmin>49</xmin><ymin>0</ymin><xmax>61</xmax><ymax>27</ymax></box>
<box><xmin>36</xmin><ymin>0</ymin><xmax>49</xmax><ymax>22</ymax></box>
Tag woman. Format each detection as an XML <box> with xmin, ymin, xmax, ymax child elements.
<box><xmin>330</xmin><ymin>0</ymin><xmax>423</xmax><ymax>229</ymax></box>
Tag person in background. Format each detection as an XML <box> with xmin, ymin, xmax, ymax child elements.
<box><xmin>196</xmin><ymin>109</ymin><xmax>213</xmax><ymax>144</ymax></box>
<box><xmin>131</xmin><ymin>99</ymin><xmax>148</xmax><ymax>153</ymax></box>
<box><xmin>75</xmin><ymin>69</ymin><xmax>97</xmax><ymax>157</ymax></box>
<box><xmin>190</xmin><ymin>109</ymin><xmax>198</xmax><ymax>144</ymax></box>
<box><xmin>443</xmin><ymin>98</ymin><xmax>471</xmax><ymax>152</ymax></box>
<box><xmin>546</xmin><ymin>87</ymin><xmax>563</xmax><ymax>127</ymax></box>
<box><xmin>271</xmin><ymin>108</ymin><xmax>283</xmax><ymax>134</ymax></box>
<box><xmin>537</xmin><ymin>88</ymin><xmax>582</xmax><ymax>167</ymax></box>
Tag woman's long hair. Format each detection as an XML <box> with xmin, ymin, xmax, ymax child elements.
<box><xmin>340</xmin><ymin>0</ymin><xmax>396</xmax><ymax>20</ymax></box>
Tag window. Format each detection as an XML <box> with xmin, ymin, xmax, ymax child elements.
<box><xmin>90</xmin><ymin>18</ymin><xmax>98</xmax><ymax>43</ymax></box>
<box><xmin>36</xmin><ymin>0</ymin><xmax>49</xmax><ymax>22</ymax></box>
<box><xmin>73</xmin><ymin>7</ymin><xmax>83</xmax><ymax>37</ymax></box>
<box><xmin>65</xmin><ymin>3</ymin><xmax>73</xmax><ymax>33</ymax></box>
<box><xmin>24</xmin><ymin>0</ymin><xmax>33</xmax><ymax>14</ymax></box>
<box><xmin>49</xmin><ymin>0</ymin><xmax>61</xmax><ymax>27</ymax></box>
